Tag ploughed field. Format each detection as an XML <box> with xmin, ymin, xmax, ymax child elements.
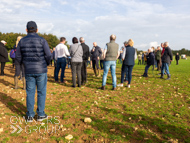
<box><xmin>0</xmin><ymin>58</ymin><xmax>190</xmax><ymax>143</ymax></box>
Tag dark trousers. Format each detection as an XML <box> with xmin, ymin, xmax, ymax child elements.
<box><xmin>55</xmin><ymin>57</ymin><xmax>66</xmax><ymax>82</ymax></box>
<box><xmin>12</xmin><ymin>58</ymin><xmax>15</xmax><ymax>68</ymax></box>
<box><xmin>1</xmin><ymin>62</ymin><xmax>5</xmax><ymax>75</ymax></box>
<box><xmin>142</xmin><ymin>59</ymin><xmax>144</xmax><ymax>65</ymax></box>
<box><xmin>138</xmin><ymin>60</ymin><xmax>141</xmax><ymax>65</ymax></box>
<box><xmin>121</xmin><ymin>65</ymin><xmax>134</xmax><ymax>84</ymax></box>
<box><xmin>145</xmin><ymin>65</ymin><xmax>151</xmax><ymax>74</ymax></box>
<box><xmin>157</xmin><ymin>59</ymin><xmax>161</xmax><ymax>70</ymax></box>
<box><xmin>176</xmin><ymin>60</ymin><xmax>179</xmax><ymax>65</ymax></box>
<box><xmin>81</xmin><ymin>60</ymin><xmax>87</xmax><ymax>83</ymax></box>
<box><xmin>71</xmin><ymin>62</ymin><xmax>82</xmax><ymax>87</ymax></box>
<box><xmin>100</xmin><ymin>60</ymin><xmax>104</xmax><ymax>69</ymax></box>
<box><xmin>92</xmin><ymin>59</ymin><xmax>99</xmax><ymax>70</ymax></box>
<box><xmin>15</xmin><ymin>64</ymin><xmax>25</xmax><ymax>77</ymax></box>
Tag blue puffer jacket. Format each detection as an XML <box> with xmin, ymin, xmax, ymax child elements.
<box><xmin>15</xmin><ymin>33</ymin><xmax>51</xmax><ymax>74</ymax></box>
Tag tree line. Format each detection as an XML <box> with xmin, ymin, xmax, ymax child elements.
<box><xmin>0</xmin><ymin>32</ymin><xmax>66</xmax><ymax>51</ymax></box>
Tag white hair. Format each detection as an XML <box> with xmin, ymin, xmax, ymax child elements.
<box><xmin>164</xmin><ymin>42</ymin><xmax>169</xmax><ymax>46</ymax></box>
<box><xmin>148</xmin><ymin>48</ymin><xmax>153</xmax><ymax>52</ymax></box>
<box><xmin>80</xmin><ymin>37</ymin><xmax>85</xmax><ymax>43</ymax></box>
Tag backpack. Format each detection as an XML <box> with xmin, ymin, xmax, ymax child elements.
<box><xmin>10</xmin><ymin>49</ymin><xmax>16</xmax><ymax>59</ymax></box>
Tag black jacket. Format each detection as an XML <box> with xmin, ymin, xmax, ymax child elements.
<box><xmin>91</xmin><ymin>46</ymin><xmax>102</xmax><ymax>60</ymax></box>
<box><xmin>0</xmin><ymin>42</ymin><xmax>9</xmax><ymax>62</ymax></box>
<box><xmin>175</xmin><ymin>55</ymin><xmax>179</xmax><ymax>60</ymax></box>
<box><xmin>15</xmin><ymin>33</ymin><xmax>51</xmax><ymax>74</ymax></box>
<box><xmin>161</xmin><ymin>47</ymin><xmax>173</xmax><ymax>64</ymax></box>
<box><xmin>146</xmin><ymin>52</ymin><xmax>155</xmax><ymax>65</ymax></box>
<box><xmin>81</xmin><ymin>43</ymin><xmax>89</xmax><ymax>61</ymax></box>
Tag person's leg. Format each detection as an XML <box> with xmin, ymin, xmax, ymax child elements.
<box><xmin>165</xmin><ymin>63</ymin><xmax>170</xmax><ymax>75</ymax></box>
<box><xmin>1</xmin><ymin>62</ymin><xmax>5</xmax><ymax>75</ymax></box>
<box><xmin>110</xmin><ymin>61</ymin><xmax>117</xmax><ymax>88</ymax></box>
<box><xmin>71</xmin><ymin>62</ymin><xmax>77</xmax><ymax>87</ymax></box>
<box><xmin>36</xmin><ymin>73</ymin><xmax>47</xmax><ymax>117</ymax></box>
<box><xmin>55</xmin><ymin>58</ymin><xmax>61</xmax><ymax>82</ymax></box>
<box><xmin>81</xmin><ymin>61</ymin><xmax>85</xmax><ymax>84</ymax></box>
<box><xmin>128</xmin><ymin>65</ymin><xmax>134</xmax><ymax>85</ymax></box>
<box><xmin>92</xmin><ymin>60</ymin><xmax>96</xmax><ymax>76</ymax></box>
<box><xmin>77</xmin><ymin>62</ymin><xmax>82</xmax><ymax>87</ymax></box>
<box><xmin>25</xmin><ymin>74</ymin><xmax>36</xmax><ymax>117</ymax></box>
<box><xmin>83</xmin><ymin>60</ymin><xmax>87</xmax><ymax>83</ymax></box>
<box><xmin>14</xmin><ymin>64</ymin><xmax>21</xmax><ymax>89</ymax></box>
<box><xmin>102</xmin><ymin>61</ymin><xmax>110</xmax><ymax>87</ymax></box>
<box><xmin>60</xmin><ymin>58</ymin><xmax>66</xmax><ymax>82</ymax></box>
<box><xmin>144</xmin><ymin>65</ymin><xmax>150</xmax><ymax>74</ymax></box>
<box><xmin>121</xmin><ymin>64</ymin><xmax>127</xmax><ymax>84</ymax></box>
<box><xmin>160</xmin><ymin>63</ymin><xmax>165</xmax><ymax>78</ymax></box>
<box><xmin>96</xmin><ymin>59</ymin><xmax>100</xmax><ymax>70</ymax></box>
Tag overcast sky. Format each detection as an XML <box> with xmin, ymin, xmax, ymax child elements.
<box><xmin>0</xmin><ymin>0</ymin><xmax>190</xmax><ymax>50</ymax></box>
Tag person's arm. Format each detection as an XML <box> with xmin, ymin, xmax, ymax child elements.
<box><xmin>168</xmin><ymin>48</ymin><xmax>173</xmax><ymax>61</ymax></box>
<box><xmin>43</xmin><ymin>40</ymin><xmax>51</xmax><ymax>65</ymax></box>
<box><xmin>65</xmin><ymin>45</ymin><xmax>70</xmax><ymax>57</ymax></box>
<box><xmin>122</xmin><ymin>48</ymin><xmax>126</xmax><ymax>60</ymax></box>
<box><xmin>15</xmin><ymin>42</ymin><xmax>22</xmax><ymax>64</ymax></box>
<box><xmin>103</xmin><ymin>45</ymin><xmax>107</xmax><ymax>59</ymax></box>
<box><xmin>116</xmin><ymin>46</ymin><xmax>120</xmax><ymax>59</ymax></box>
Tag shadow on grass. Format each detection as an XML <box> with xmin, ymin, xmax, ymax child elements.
<box><xmin>0</xmin><ymin>78</ymin><xmax>14</xmax><ymax>87</ymax></box>
<box><xmin>80</xmin><ymin>106</ymin><xmax>190</xmax><ymax>143</ymax></box>
<box><xmin>0</xmin><ymin>92</ymin><xmax>26</xmax><ymax>116</ymax></box>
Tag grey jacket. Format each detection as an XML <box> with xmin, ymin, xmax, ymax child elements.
<box><xmin>69</xmin><ymin>43</ymin><xmax>83</xmax><ymax>62</ymax></box>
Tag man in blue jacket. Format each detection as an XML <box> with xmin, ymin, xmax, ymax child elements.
<box><xmin>15</xmin><ymin>21</ymin><xmax>51</xmax><ymax>122</ymax></box>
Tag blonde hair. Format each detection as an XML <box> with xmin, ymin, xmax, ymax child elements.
<box><xmin>127</xmin><ymin>39</ymin><xmax>134</xmax><ymax>47</ymax></box>
<box><xmin>16</xmin><ymin>36</ymin><xmax>23</xmax><ymax>47</ymax></box>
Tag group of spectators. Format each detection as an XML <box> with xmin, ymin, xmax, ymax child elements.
<box><xmin>0</xmin><ymin>20</ymin><xmax>179</xmax><ymax>122</ymax></box>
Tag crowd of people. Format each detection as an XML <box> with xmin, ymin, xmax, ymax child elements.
<box><xmin>0</xmin><ymin>21</ymin><xmax>177</xmax><ymax>122</ymax></box>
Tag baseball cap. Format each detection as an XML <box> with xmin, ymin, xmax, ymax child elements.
<box><xmin>27</xmin><ymin>21</ymin><xmax>37</xmax><ymax>30</ymax></box>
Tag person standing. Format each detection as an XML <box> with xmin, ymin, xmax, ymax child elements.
<box><xmin>160</xmin><ymin>42</ymin><xmax>173</xmax><ymax>80</ymax></box>
<box><xmin>175</xmin><ymin>53</ymin><xmax>180</xmax><ymax>65</ymax></box>
<box><xmin>138</xmin><ymin>52</ymin><xmax>142</xmax><ymax>65</ymax></box>
<box><xmin>155</xmin><ymin>46</ymin><xmax>161</xmax><ymax>70</ymax></box>
<box><xmin>142</xmin><ymin>48</ymin><xmax>155</xmax><ymax>77</ymax></box>
<box><xmin>15</xmin><ymin>21</ymin><xmax>51</xmax><ymax>122</ymax></box>
<box><xmin>117</xmin><ymin>39</ymin><xmax>136</xmax><ymax>88</ymax></box>
<box><xmin>55</xmin><ymin>37</ymin><xmax>70</xmax><ymax>83</ymax></box>
<box><xmin>142</xmin><ymin>52</ymin><xmax>144</xmax><ymax>65</ymax></box>
<box><xmin>91</xmin><ymin>42</ymin><xmax>102</xmax><ymax>77</ymax></box>
<box><xmin>69</xmin><ymin>37</ymin><xmax>83</xmax><ymax>87</ymax></box>
<box><xmin>80</xmin><ymin>37</ymin><xmax>89</xmax><ymax>85</ymax></box>
<box><xmin>100</xmin><ymin>34</ymin><xmax>120</xmax><ymax>90</ymax></box>
<box><xmin>100</xmin><ymin>48</ymin><xmax>104</xmax><ymax>70</ymax></box>
<box><xmin>0</xmin><ymin>40</ymin><xmax>9</xmax><ymax>76</ymax></box>
<box><xmin>14</xmin><ymin>36</ymin><xmax>25</xmax><ymax>89</ymax></box>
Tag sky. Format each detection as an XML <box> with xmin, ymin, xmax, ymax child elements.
<box><xmin>0</xmin><ymin>0</ymin><xmax>190</xmax><ymax>50</ymax></box>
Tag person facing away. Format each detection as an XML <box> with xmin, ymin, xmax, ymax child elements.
<box><xmin>91</xmin><ymin>42</ymin><xmax>102</xmax><ymax>77</ymax></box>
<box><xmin>142</xmin><ymin>48</ymin><xmax>155</xmax><ymax>77</ymax></box>
<box><xmin>175</xmin><ymin>53</ymin><xmax>180</xmax><ymax>65</ymax></box>
<box><xmin>138</xmin><ymin>52</ymin><xmax>142</xmax><ymax>65</ymax></box>
<box><xmin>99</xmin><ymin>48</ymin><xmax>104</xmax><ymax>70</ymax></box>
<box><xmin>14</xmin><ymin>36</ymin><xmax>26</xmax><ymax>89</ymax></box>
<box><xmin>55</xmin><ymin>37</ymin><xmax>70</xmax><ymax>83</ymax></box>
<box><xmin>79</xmin><ymin>37</ymin><xmax>89</xmax><ymax>85</ymax></box>
<box><xmin>100</xmin><ymin>34</ymin><xmax>120</xmax><ymax>90</ymax></box>
<box><xmin>117</xmin><ymin>39</ymin><xmax>135</xmax><ymax>88</ymax></box>
<box><xmin>160</xmin><ymin>42</ymin><xmax>173</xmax><ymax>80</ymax></box>
<box><xmin>0</xmin><ymin>40</ymin><xmax>9</xmax><ymax>76</ymax></box>
<box><xmin>15</xmin><ymin>21</ymin><xmax>51</xmax><ymax>122</ymax></box>
<box><xmin>69</xmin><ymin>37</ymin><xmax>83</xmax><ymax>87</ymax></box>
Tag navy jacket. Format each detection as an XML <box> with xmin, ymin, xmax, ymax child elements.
<box><xmin>123</xmin><ymin>46</ymin><xmax>135</xmax><ymax>65</ymax></box>
<box><xmin>15</xmin><ymin>33</ymin><xmax>51</xmax><ymax>74</ymax></box>
<box><xmin>0</xmin><ymin>42</ymin><xmax>9</xmax><ymax>63</ymax></box>
<box><xmin>91</xmin><ymin>46</ymin><xmax>102</xmax><ymax>60</ymax></box>
<box><xmin>146</xmin><ymin>52</ymin><xmax>155</xmax><ymax>65</ymax></box>
<box><xmin>162</xmin><ymin>47</ymin><xmax>173</xmax><ymax>64</ymax></box>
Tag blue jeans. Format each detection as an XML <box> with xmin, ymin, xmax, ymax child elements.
<box><xmin>121</xmin><ymin>65</ymin><xmax>134</xmax><ymax>84</ymax></box>
<box><xmin>25</xmin><ymin>73</ymin><xmax>47</xmax><ymax>117</ymax></box>
<box><xmin>55</xmin><ymin>57</ymin><xmax>66</xmax><ymax>82</ymax></box>
<box><xmin>145</xmin><ymin>65</ymin><xmax>151</xmax><ymax>74</ymax></box>
<box><xmin>102</xmin><ymin>61</ymin><xmax>117</xmax><ymax>88</ymax></box>
<box><xmin>161</xmin><ymin>63</ymin><xmax>170</xmax><ymax>75</ymax></box>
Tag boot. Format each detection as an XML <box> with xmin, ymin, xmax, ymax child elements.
<box><xmin>142</xmin><ymin>73</ymin><xmax>148</xmax><ymax>77</ymax></box>
<box><xmin>93</xmin><ymin>69</ymin><xmax>97</xmax><ymax>77</ymax></box>
<box><xmin>97</xmin><ymin>69</ymin><xmax>101</xmax><ymax>77</ymax></box>
<box><xmin>166</xmin><ymin>74</ymin><xmax>171</xmax><ymax>80</ymax></box>
<box><xmin>23</xmin><ymin>78</ymin><xmax>26</xmax><ymax>90</ymax></box>
<box><xmin>14</xmin><ymin>76</ymin><xmax>19</xmax><ymax>89</ymax></box>
<box><xmin>160</xmin><ymin>74</ymin><xmax>164</xmax><ymax>79</ymax></box>
<box><xmin>99</xmin><ymin>86</ymin><xmax>105</xmax><ymax>90</ymax></box>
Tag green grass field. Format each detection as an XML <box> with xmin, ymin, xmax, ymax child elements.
<box><xmin>0</xmin><ymin>57</ymin><xmax>189</xmax><ymax>143</ymax></box>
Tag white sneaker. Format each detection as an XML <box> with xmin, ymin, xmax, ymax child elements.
<box><xmin>117</xmin><ymin>83</ymin><xmax>123</xmax><ymax>87</ymax></box>
<box><xmin>127</xmin><ymin>84</ymin><xmax>130</xmax><ymax>88</ymax></box>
